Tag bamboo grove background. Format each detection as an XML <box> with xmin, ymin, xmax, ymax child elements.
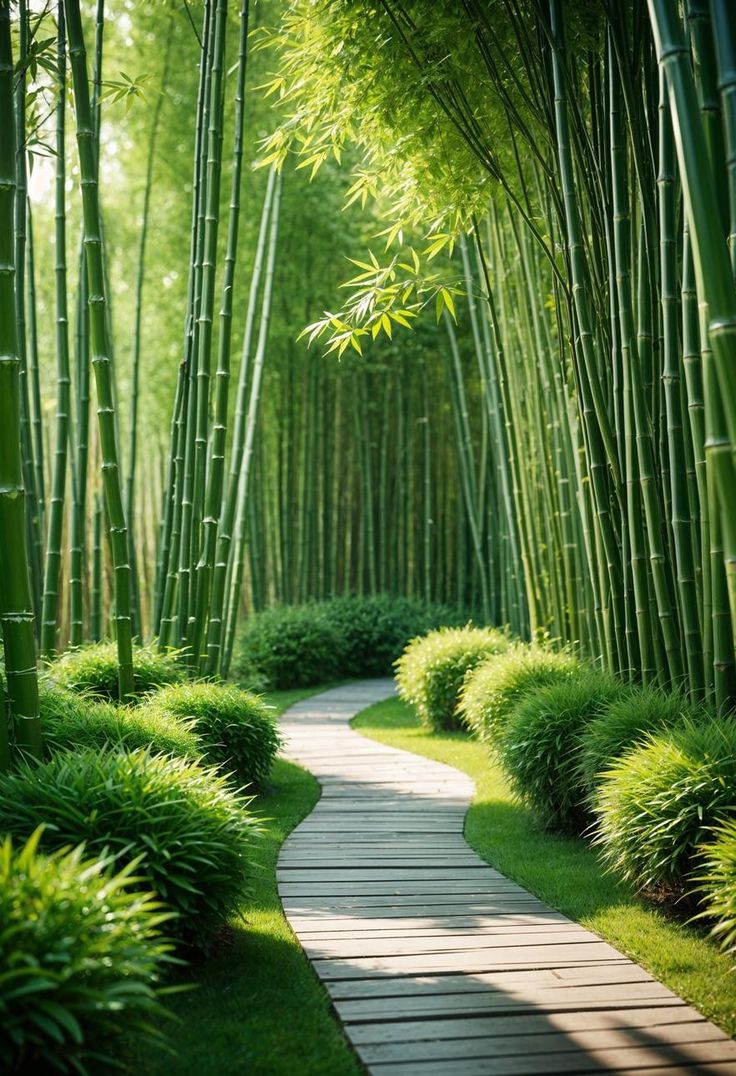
<box><xmin>3</xmin><ymin>0</ymin><xmax>736</xmax><ymax>759</ymax></box>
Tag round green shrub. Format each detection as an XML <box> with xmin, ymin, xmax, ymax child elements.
<box><xmin>499</xmin><ymin>670</ymin><xmax>625</xmax><ymax>832</ymax></box>
<box><xmin>144</xmin><ymin>682</ymin><xmax>281</xmax><ymax>788</ymax></box>
<box><xmin>578</xmin><ymin>685</ymin><xmax>697</xmax><ymax>796</ymax></box>
<box><xmin>459</xmin><ymin>646</ymin><xmax>581</xmax><ymax>743</ymax></box>
<box><xmin>0</xmin><ymin>828</ymin><xmax>174</xmax><ymax>1074</ymax></box>
<box><xmin>48</xmin><ymin>641</ymin><xmax>187</xmax><ymax>702</ymax></box>
<box><xmin>232</xmin><ymin>594</ymin><xmax>463</xmax><ymax>689</ymax></box>
<box><xmin>327</xmin><ymin>594</ymin><xmax>464</xmax><ymax>677</ymax></box>
<box><xmin>593</xmin><ymin>717</ymin><xmax>736</xmax><ymax>894</ymax></box>
<box><xmin>233</xmin><ymin>603</ymin><xmax>342</xmax><ymax>689</ymax></box>
<box><xmin>39</xmin><ymin>680</ymin><xmax>202</xmax><ymax>760</ymax></box>
<box><xmin>395</xmin><ymin>625</ymin><xmax>510</xmax><ymax>731</ymax></box>
<box><xmin>696</xmin><ymin>819</ymin><xmax>736</xmax><ymax>964</ymax></box>
<box><xmin>0</xmin><ymin>747</ymin><xmax>258</xmax><ymax>948</ymax></box>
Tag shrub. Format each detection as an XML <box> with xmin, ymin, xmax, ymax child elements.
<box><xmin>0</xmin><ymin>748</ymin><xmax>258</xmax><ymax>948</ymax></box>
<box><xmin>499</xmin><ymin>670</ymin><xmax>624</xmax><ymax>831</ymax></box>
<box><xmin>459</xmin><ymin>646</ymin><xmax>581</xmax><ymax>743</ymax></box>
<box><xmin>232</xmin><ymin>594</ymin><xmax>463</xmax><ymax>689</ymax></box>
<box><xmin>395</xmin><ymin>625</ymin><xmax>510</xmax><ymax>731</ymax></box>
<box><xmin>233</xmin><ymin>603</ymin><xmax>342</xmax><ymax>689</ymax></box>
<box><xmin>0</xmin><ymin>828</ymin><xmax>174</xmax><ymax>1075</ymax></box>
<box><xmin>578</xmin><ymin>685</ymin><xmax>696</xmax><ymax>796</ymax></box>
<box><xmin>696</xmin><ymin>820</ymin><xmax>736</xmax><ymax>964</ymax></box>
<box><xmin>39</xmin><ymin>680</ymin><xmax>202</xmax><ymax>761</ymax></box>
<box><xmin>593</xmin><ymin>717</ymin><xmax>736</xmax><ymax>894</ymax></box>
<box><xmin>144</xmin><ymin>682</ymin><xmax>281</xmax><ymax>788</ymax></box>
<box><xmin>327</xmin><ymin>594</ymin><xmax>463</xmax><ymax>677</ymax></box>
<box><xmin>47</xmin><ymin>641</ymin><xmax>186</xmax><ymax>702</ymax></box>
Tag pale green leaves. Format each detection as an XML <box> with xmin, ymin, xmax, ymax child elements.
<box><xmin>100</xmin><ymin>71</ymin><xmax>157</xmax><ymax>112</ymax></box>
<box><xmin>298</xmin><ymin>246</ymin><xmax>463</xmax><ymax>357</ymax></box>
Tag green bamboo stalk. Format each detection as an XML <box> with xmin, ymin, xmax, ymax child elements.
<box><xmin>68</xmin><ymin>238</ymin><xmax>88</xmax><ymax>646</ymax></box>
<box><xmin>91</xmin><ymin>491</ymin><xmax>102</xmax><ymax>642</ymax></box>
<box><xmin>126</xmin><ymin>29</ymin><xmax>174</xmax><ymax>643</ymax></box>
<box><xmin>41</xmin><ymin>4</ymin><xmax>71</xmax><ymax>657</ymax></box>
<box><xmin>192</xmin><ymin>0</ymin><xmax>249</xmax><ymax>668</ymax></box>
<box><xmin>206</xmin><ymin>166</ymin><xmax>278</xmax><ymax>673</ymax></box>
<box><xmin>710</xmin><ymin>0</ymin><xmax>736</xmax><ymax>274</ymax></box>
<box><xmin>648</xmin><ymin>0</ymin><xmax>736</xmax><ymax>641</ymax></box>
<box><xmin>0</xmin><ymin>0</ymin><xmax>40</xmax><ymax>763</ymax></box>
<box><xmin>64</xmin><ymin>0</ymin><xmax>133</xmax><ymax>698</ymax></box>
<box><xmin>658</xmin><ymin>71</ymin><xmax>703</xmax><ymax>697</ymax></box>
<box><xmin>220</xmin><ymin>172</ymin><xmax>282</xmax><ymax>678</ymax></box>
<box><xmin>548</xmin><ymin>0</ymin><xmax>623</xmax><ymax>670</ymax></box>
<box><xmin>14</xmin><ymin>0</ymin><xmax>43</xmax><ymax>628</ymax></box>
<box><xmin>184</xmin><ymin>0</ymin><xmax>228</xmax><ymax>657</ymax></box>
<box><xmin>176</xmin><ymin>0</ymin><xmax>214</xmax><ymax>648</ymax></box>
<box><xmin>68</xmin><ymin>0</ymin><xmax>104</xmax><ymax>646</ymax></box>
<box><xmin>26</xmin><ymin>200</ymin><xmax>44</xmax><ymax>530</ymax></box>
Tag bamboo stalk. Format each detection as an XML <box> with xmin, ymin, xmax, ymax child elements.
<box><xmin>41</xmin><ymin>4</ymin><xmax>72</xmax><ymax>657</ymax></box>
<box><xmin>0</xmin><ymin>0</ymin><xmax>40</xmax><ymax>763</ymax></box>
<box><xmin>64</xmin><ymin>0</ymin><xmax>134</xmax><ymax>698</ymax></box>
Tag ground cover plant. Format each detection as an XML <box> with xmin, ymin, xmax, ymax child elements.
<box><xmin>0</xmin><ymin>747</ymin><xmax>257</xmax><ymax>948</ymax></box>
<box><xmin>459</xmin><ymin>646</ymin><xmax>582</xmax><ymax>743</ymax></box>
<box><xmin>353</xmin><ymin>696</ymin><xmax>736</xmax><ymax>1036</ymax></box>
<box><xmin>39</xmin><ymin>680</ymin><xmax>202</xmax><ymax>760</ymax></box>
<box><xmin>47</xmin><ymin>642</ymin><xmax>186</xmax><ymax>702</ymax></box>
<box><xmin>143</xmin><ymin>682</ymin><xmax>281</xmax><ymax>788</ymax></box>
<box><xmin>395</xmin><ymin>625</ymin><xmax>510</xmax><ymax>730</ymax></box>
<box><xmin>0</xmin><ymin>828</ymin><xmax>174</xmax><ymax>1074</ymax></box>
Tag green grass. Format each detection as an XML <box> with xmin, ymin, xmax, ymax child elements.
<box><xmin>352</xmin><ymin>696</ymin><xmax>736</xmax><ymax>1036</ymax></box>
<box><xmin>138</xmin><ymin>682</ymin><xmax>361</xmax><ymax>1076</ymax></box>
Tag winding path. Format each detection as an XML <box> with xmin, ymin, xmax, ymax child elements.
<box><xmin>278</xmin><ymin>680</ymin><xmax>736</xmax><ymax>1075</ymax></box>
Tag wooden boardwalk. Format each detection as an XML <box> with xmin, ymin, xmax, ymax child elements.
<box><xmin>278</xmin><ymin>681</ymin><xmax>736</xmax><ymax>1075</ymax></box>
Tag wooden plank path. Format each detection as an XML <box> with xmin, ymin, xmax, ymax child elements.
<box><xmin>278</xmin><ymin>681</ymin><xmax>736</xmax><ymax>1074</ymax></box>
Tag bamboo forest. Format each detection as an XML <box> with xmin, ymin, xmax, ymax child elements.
<box><xmin>5</xmin><ymin>1</ymin><xmax>736</xmax><ymax>1073</ymax></box>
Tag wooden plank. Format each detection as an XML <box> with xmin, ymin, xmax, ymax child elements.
<box><xmin>311</xmin><ymin>941</ymin><xmax>624</xmax><ymax>979</ymax></box>
<box><xmin>277</xmin><ymin>867</ymin><xmax>503</xmax><ymax>882</ymax></box>
<box><xmin>325</xmin><ymin>965</ymin><xmax>659</xmax><ymax>1001</ymax></box>
<box><xmin>335</xmin><ymin>989</ymin><xmax>684</xmax><ymax>1023</ymax></box>
<box><xmin>345</xmin><ymin>1007</ymin><xmax>710</xmax><ymax>1044</ymax></box>
<box><xmin>357</xmin><ymin>1019</ymin><xmax>730</xmax><ymax>1066</ymax></box>
<box><xmin>301</xmin><ymin>926</ymin><xmax>597</xmax><ymax>958</ymax></box>
<box><xmin>283</xmin><ymin>900</ymin><xmax>555</xmax><ymax>918</ymax></box>
<box><xmin>360</xmin><ymin>1043</ymin><xmax>736</xmax><ymax>1075</ymax></box>
<box><xmin>293</xmin><ymin>912</ymin><xmax>573</xmax><ymax>934</ymax></box>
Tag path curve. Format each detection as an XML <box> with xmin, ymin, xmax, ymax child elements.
<box><xmin>278</xmin><ymin>680</ymin><xmax>736</xmax><ymax>1075</ymax></box>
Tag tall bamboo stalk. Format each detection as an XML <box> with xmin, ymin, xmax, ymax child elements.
<box><xmin>193</xmin><ymin>0</ymin><xmax>249</xmax><ymax>668</ymax></box>
<box><xmin>41</xmin><ymin>3</ymin><xmax>71</xmax><ymax>657</ymax></box>
<box><xmin>206</xmin><ymin>165</ymin><xmax>277</xmax><ymax>673</ymax></box>
<box><xmin>0</xmin><ymin>0</ymin><xmax>40</xmax><ymax>764</ymax></box>
<box><xmin>125</xmin><ymin>28</ymin><xmax>174</xmax><ymax>642</ymax></box>
<box><xmin>64</xmin><ymin>0</ymin><xmax>134</xmax><ymax>698</ymax></box>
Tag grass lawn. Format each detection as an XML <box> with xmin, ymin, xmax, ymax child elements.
<box><xmin>139</xmin><ymin>683</ymin><xmax>362</xmax><ymax>1076</ymax></box>
<box><xmin>353</xmin><ymin>696</ymin><xmax>736</xmax><ymax>1037</ymax></box>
